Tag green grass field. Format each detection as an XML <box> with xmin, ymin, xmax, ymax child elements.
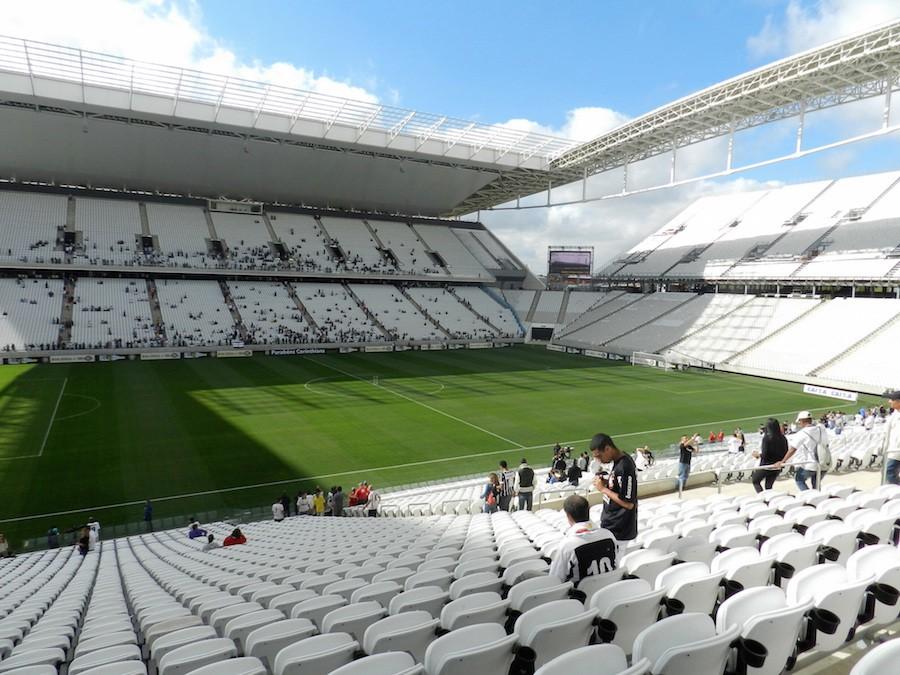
<box><xmin>0</xmin><ymin>345</ymin><xmax>878</xmax><ymax>546</ymax></box>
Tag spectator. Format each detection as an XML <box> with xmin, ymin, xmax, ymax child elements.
<box><xmin>549</xmin><ymin>495</ymin><xmax>617</xmax><ymax>584</ymax></box>
<box><xmin>566</xmin><ymin>460</ymin><xmax>582</xmax><ymax>486</ymax></box>
<box><xmin>481</xmin><ymin>473</ymin><xmax>500</xmax><ymax>513</ymax></box>
<box><xmin>223</xmin><ymin>528</ymin><xmax>247</xmax><ymax>546</ymax></box>
<box><xmin>577</xmin><ymin>452</ymin><xmax>589</xmax><ymax>472</ymax></box>
<box><xmin>365</xmin><ymin>486</ymin><xmax>381</xmax><ymax>517</ymax></box>
<box><xmin>884</xmin><ymin>389</ymin><xmax>900</xmax><ymax>485</ymax></box>
<box><xmin>297</xmin><ymin>491</ymin><xmax>310</xmax><ymax>516</ymax></box>
<box><xmin>313</xmin><ymin>489</ymin><xmax>326</xmax><ymax>516</ymax></box>
<box><xmin>781</xmin><ymin>411</ymin><xmax>828</xmax><ymax>490</ymax></box>
<box><xmin>752</xmin><ymin>418</ymin><xmax>788</xmax><ymax>492</ymax></box>
<box><xmin>677</xmin><ymin>435</ymin><xmax>698</xmax><ymax>490</ymax></box>
<box><xmin>634</xmin><ymin>446</ymin><xmax>652</xmax><ymax>472</ymax></box>
<box><xmin>332</xmin><ymin>486</ymin><xmax>345</xmax><ymax>517</ymax></box>
<box><xmin>47</xmin><ymin>527</ymin><xmax>60</xmax><ymax>549</ymax></box>
<box><xmin>497</xmin><ymin>460</ymin><xmax>516</xmax><ymax>511</ymax></box>
<box><xmin>87</xmin><ymin>516</ymin><xmax>100</xmax><ymax>540</ymax></box>
<box><xmin>202</xmin><ymin>534</ymin><xmax>220</xmax><ymax>551</ymax></box>
<box><xmin>590</xmin><ymin>433</ymin><xmax>638</xmax><ymax>555</ymax></box>
<box><xmin>143</xmin><ymin>500</ymin><xmax>153</xmax><ymax>531</ymax></box>
<box><xmin>188</xmin><ymin>522</ymin><xmax>208</xmax><ymax>540</ymax></box>
<box><xmin>708</xmin><ymin>430</ymin><xmax>716</xmax><ymax>443</ymax></box>
<box><xmin>727</xmin><ymin>432</ymin><xmax>742</xmax><ymax>454</ymax></box>
<box><xmin>717</xmin><ymin>430</ymin><xmax>725</xmax><ymax>442</ymax></box>
<box><xmin>0</xmin><ymin>533</ymin><xmax>9</xmax><ymax>558</ymax></box>
<box><xmin>272</xmin><ymin>498</ymin><xmax>285</xmax><ymax>522</ymax></box>
<box><xmin>515</xmin><ymin>458</ymin><xmax>535</xmax><ymax>511</ymax></box>
<box><xmin>77</xmin><ymin>527</ymin><xmax>90</xmax><ymax>556</ymax></box>
<box><xmin>280</xmin><ymin>492</ymin><xmax>291</xmax><ymax>518</ymax></box>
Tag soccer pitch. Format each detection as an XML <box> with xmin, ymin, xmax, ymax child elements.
<box><xmin>0</xmin><ymin>346</ymin><xmax>876</xmax><ymax>545</ymax></box>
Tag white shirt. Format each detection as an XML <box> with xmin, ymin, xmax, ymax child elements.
<box><xmin>272</xmin><ymin>503</ymin><xmax>285</xmax><ymax>520</ymax></box>
<box><xmin>366</xmin><ymin>491</ymin><xmax>381</xmax><ymax>511</ymax></box>
<box><xmin>296</xmin><ymin>497</ymin><xmax>310</xmax><ymax>514</ymax></box>
<box><xmin>727</xmin><ymin>436</ymin><xmax>742</xmax><ymax>454</ymax></box>
<box><xmin>885</xmin><ymin>410</ymin><xmax>900</xmax><ymax>460</ymax></box>
<box><xmin>791</xmin><ymin>425</ymin><xmax>825</xmax><ymax>471</ymax></box>
<box><xmin>634</xmin><ymin>452</ymin><xmax>648</xmax><ymax>471</ymax></box>
<box><xmin>548</xmin><ymin>521</ymin><xmax>617</xmax><ymax>584</ymax></box>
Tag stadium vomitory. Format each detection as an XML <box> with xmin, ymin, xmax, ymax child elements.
<box><xmin>0</xmin><ymin>18</ymin><xmax>899</xmax><ymax>675</ymax></box>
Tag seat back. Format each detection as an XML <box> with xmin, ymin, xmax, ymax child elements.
<box><xmin>321</xmin><ymin>602</ymin><xmax>386</xmax><ymax>643</ymax></box>
<box><xmin>245</xmin><ymin>619</ymin><xmax>317</xmax><ymax>671</ymax></box>
<box><xmin>514</xmin><ymin>600</ymin><xmax>598</xmax><ymax>668</ymax></box>
<box><xmin>506</xmin><ymin>576</ymin><xmax>572</xmax><ymax>613</ymax></box>
<box><xmin>849</xmin><ymin>636</ymin><xmax>900</xmax><ymax>675</ymax></box>
<box><xmin>362</xmin><ymin>610</ymin><xmax>439</xmax><ymax>663</ymax></box>
<box><xmin>423</xmin><ymin>623</ymin><xmax>516</xmax><ymax>675</ymax></box>
<box><xmin>590</xmin><ymin>580</ymin><xmax>666</xmax><ymax>655</ymax></box>
<box><xmin>329</xmin><ymin>651</ymin><xmax>423</xmax><ymax>675</ymax></box>
<box><xmin>289</xmin><ymin>595</ymin><xmax>347</xmax><ymax>631</ymax></box>
<box><xmin>272</xmin><ymin>632</ymin><xmax>358</xmax><ymax>675</ymax></box>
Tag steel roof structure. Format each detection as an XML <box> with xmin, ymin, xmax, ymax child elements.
<box><xmin>1</xmin><ymin>21</ymin><xmax>900</xmax><ymax>219</ymax></box>
<box><xmin>0</xmin><ymin>36</ymin><xmax>575</xmax><ymax>217</ymax></box>
<box><xmin>452</xmin><ymin>19</ymin><xmax>900</xmax><ymax>216</ymax></box>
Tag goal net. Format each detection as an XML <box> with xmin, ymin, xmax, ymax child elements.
<box><xmin>631</xmin><ymin>351</ymin><xmax>676</xmax><ymax>370</ymax></box>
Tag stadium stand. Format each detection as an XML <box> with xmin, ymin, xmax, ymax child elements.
<box><xmin>0</xmin><ymin>191</ymin><xmax>66</xmax><ymax>265</ymax></box>
<box><xmin>229</xmin><ymin>281</ymin><xmax>315</xmax><ymax>346</ymax></box>
<box><xmin>0</xmin><ymin>277</ymin><xmax>64</xmax><ymax>351</ymax></box>
<box><xmin>348</xmin><ymin>284</ymin><xmax>444</xmax><ymax>342</ymax></box>
<box><xmin>156</xmin><ymin>279</ymin><xmax>239</xmax><ymax>348</ymax></box>
<box><xmin>74</xmin><ymin>197</ymin><xmax>142</xmax><ymax>267</ymax></box>
<box><xmin>1</xmin><ymin>472</ymin><xmax>898</xmax><ymax>674</ymax></box>
<box><xmin>69</xmin><ymin>278</ymin><xmax>158</xmax><ymax>350</ymax></box>
<box><xmin>267</xmin><ymin>213</ymin><xmax>335</xmax><ymax>274</ymax></box>
<box><xmin>145</xmin><ymin>203</ymin><xmax>217</xmax><ymax>269</ymax></box>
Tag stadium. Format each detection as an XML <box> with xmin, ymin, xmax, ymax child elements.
<box><xmin>0</xmin><ymin>7</ymin><xmax>899</xmax><ymax>675</ymax></box>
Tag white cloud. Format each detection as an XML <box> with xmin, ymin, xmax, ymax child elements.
<box><xmin>5</xmin><ymin>0</ymin><xmax>378</xmax><ymax>102</ymax></box>
<box><xmin>748</xmin><ymin>0</ymin><xmax>900</xmax><ymax>59</ymax></box>
<box><xmin>498</xmin><ymin>106</ymin><xmax>629</xmax><ymax>142</ymax></box>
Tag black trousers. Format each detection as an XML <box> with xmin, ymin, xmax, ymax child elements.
<box><xmin>751</xmin><ymin>469</ymin><xmax>778</xmax><ymax>492</ymax></box>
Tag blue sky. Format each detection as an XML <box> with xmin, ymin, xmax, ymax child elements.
<box><xmin>7</xmin><ymin>0</ymin><xmax>900</xmax><ymax>269</ymax></box>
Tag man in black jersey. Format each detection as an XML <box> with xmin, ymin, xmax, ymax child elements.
<box><xmin>590</xmin><ymin>433</ymin><xmax>638</xmax><ymax>554</ymax></box>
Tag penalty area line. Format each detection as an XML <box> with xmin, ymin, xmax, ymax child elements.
<box><xmin>38</xmin><ymin>377</ymin><xmax>67</xmax><ymax>457</ymax></box>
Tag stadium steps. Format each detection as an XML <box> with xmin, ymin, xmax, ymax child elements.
<box><xmin>407</xmin><ymin>221</ymin><xmax>452</xmax><ymax>274</ymax></box>
<box><xmin>554</xmin><ymin>291</ymin><xmax>625</xmax><ymax>337</ymax></box>
<box><xmin>791</xmin><ymin>221</ymin><xmax>849</xmax><ymax>276</ymax></box>
<box><xmin>597</xmin><ymin>293</ymin><xmax>702</xmax><ymax>347</ymax></box>
<box><xmin>343</xmin><ymin>283</ymin><xmax>393</xmax><ymax>339</ymax></box>
<box><xmin>659</xmin><ymin>294</ymin><xmax>757</xmax><ymax>355</ymax></box>
<box><xmin>554</xmin><ymin>292</ymin><xmax>645</xmax><ymax>340</ymax></box>
<box><xmin>218</xmin><ymin>280</ymin><xmax>251</xmax><ymax>343</ymax></box>
<box><xmin>446</xmin><ymin>286</ymin><xmax>503</xmax><ymax>334</ymax></box>
<box><xmin>313</xmin><ymin>215</ymin><xmax>348</xmax><ymax>265</ymax></box>
<box><xmin>58</xmin><ymin>274</ymin><xmax>75</xmax><ymax>345</ymax></box>
<box><xmin>145</xmin><ymin>278</ymin><xmax>168</xmax><ymax>344</ymax></box>
<box><xmin>396</xmin><ymin>286</ymin><xmax>454</xmax><ymax>339</ymax></box>
<box><xmin>284</xmin><ymin>281</ymin><xmax>319</xmax><ymax>329</ymax></box>
<box><xmin>138</xmin><ymin>202</ymin><xmax>151</xmax><ymax>235</ymax></box>
<box><xmin>721</xmin><ymin>297</ymin><xmax>826</xmax><ymax>365</ymax></box>
<box><xmin>525</xmin><ymin>291</ymin><xmax>541</xmax><ymax>322</ymax></box>
<box><xmin>202</xmin><ymin>208</ymin><xmax>219</xmax><ymax>239</ymax></box>
<box><xmin>260</xmin><ymin>211</ymin><xmax>279</xmax><ymax>242</ymax></box>
<box><xmin>362</xmin><ymin>219</ymin><xmax>402</xmax><ymax>272</ymax></box>
<box><xmin>807</xmin><ymin>307</ymin><xmax>900</xmax><ymax>376</ymax></box>
<box><xmin>554</xmin><ymin>291</ymin><xmax>570</xmax><ymax>325</ymax></box>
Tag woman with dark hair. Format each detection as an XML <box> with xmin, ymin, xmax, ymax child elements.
<box><xmin>752</xmin><ymin>418</ymin><xmax>788</xmax><ymax>492</ymax></box>
<box><xmin>481</xmin><ymin>473</ymin><xmax>500</xmax><ymax>513</ymax></box>
<box><xmin>223</xmin><ymin>528</ymin><xmax>247</xmax><ymax>546</ymax></box>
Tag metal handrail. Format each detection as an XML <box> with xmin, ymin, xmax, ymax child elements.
<box><xmin>0</xmin><ymin>35</ymin><xmax>577</xmax><ymax>165</ymax></box>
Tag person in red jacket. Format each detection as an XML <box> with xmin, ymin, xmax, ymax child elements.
<box><xmin>223</xmin><ymin>527</ymin><xmax>247</xmax><ymax>546</ymax></box>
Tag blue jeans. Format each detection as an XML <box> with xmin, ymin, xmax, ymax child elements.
<box><xmin>678</xmin><ymin>462</ymin><xmax>691</xmax><ymax>488</ymax></box>
<box><xmin>518</xmin><ymin>492</ymin><xmax>533</xmax><ymax>511</ymax></box>
<box><xmin>795</xmin><ymin>467</ymin><xmax>822</xmax><ymax>491</ymax></box>
<box><xmin>887</xmin><ymin>458</ymin><xmax>900</xmax><ymax>485</ymax></box>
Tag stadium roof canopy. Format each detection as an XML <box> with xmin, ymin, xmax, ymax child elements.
<box><xmin>454</xmin><ymin>19</ymin><xmax>900</xmax><ymax>216</ymax></box>
<box><xmin>0</xmin><ymin>36</ymin><xmax>576</xmax><ymax>217</ymax></box>
<box><xmin>1</xmin><ymin>21</ymin><xmax>899</xmax><ymax>219</ymax></box>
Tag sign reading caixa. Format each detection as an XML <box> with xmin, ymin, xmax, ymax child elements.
<box><xmin>268</xmin><ymin>348</ymin><xmax>327</xmax><ymax>356</ymax></box>
<box><xmin>802</xmin><ymin>383</ymin><xmax>859</xmax><ymax>402</ymax></box>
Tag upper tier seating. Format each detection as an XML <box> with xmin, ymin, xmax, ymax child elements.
<box><xmin>605</xmin><ymin>169</ymin><xmax>900</xmax><ymax>281</ymax></box>
<box><xmin>413</xmin><ymin>226</ymin><xmax>491</xmax><ymax>279</ymax></box>
<box><xmin>69</xmin><ymin>278</ymin><xmax>157</xmax><ymax>350</ymax></box>
<box><xmin>321</xmin><ymin>218</ymin><xmax>394</xmax><ymax>275</ymax></box>
<box><xmin>267</xmin><ymin>213</ymin><xmax>335</xmax><ymax>274</ymax></box>
<box><xmin>368</xmin><ymin>221</ymin><xmax>444</xmax><ymax>276</ymax></box>
<box><xmin>74</xmin><ymin>198</ymin><xmax>142</xmax><ymax>267</ymax></box>
<box><xmin>210</xmin><ymin>214</ymin><xmax>278</xmax><ymax>272</ymax></box>
<box><xmin>0</xmin><ymin>191</ymin><xmax>65</xmax><ymax>265</ymax></box>
<box><xmin>0</xmin><ymin>277</ymin><xmax>64</xmax><ymax>351</ymax></box>
<box><xmin>145</xmin><ymin>203</ymin><xmax>215</xmax><ymax>269</ymax></box>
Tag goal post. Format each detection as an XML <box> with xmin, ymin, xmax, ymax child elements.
<box><xmin>630</xmin><ymin>351</ymin><xmax>676</xmax><ymax>371</ymax></box>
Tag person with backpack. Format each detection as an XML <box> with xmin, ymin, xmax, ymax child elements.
<box><xmin>780</xmin><ymin>411</ymin><xmax>830</xmax><ymax>490</ymax></box>
<box><xmin>515</xmin><ymin>458</ymin><xmax>536</xmax><ymax>511</ymax></box>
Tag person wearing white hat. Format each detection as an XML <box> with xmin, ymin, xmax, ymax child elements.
<box><xmin>883</xmin><ymin>389</ymin><xmax>900</xmax><ymax>485</ymax></box>
<box><xmin>779</xmin><ymin>411</ymin><xmax>827</xmax><ymax>491</ymax></box>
